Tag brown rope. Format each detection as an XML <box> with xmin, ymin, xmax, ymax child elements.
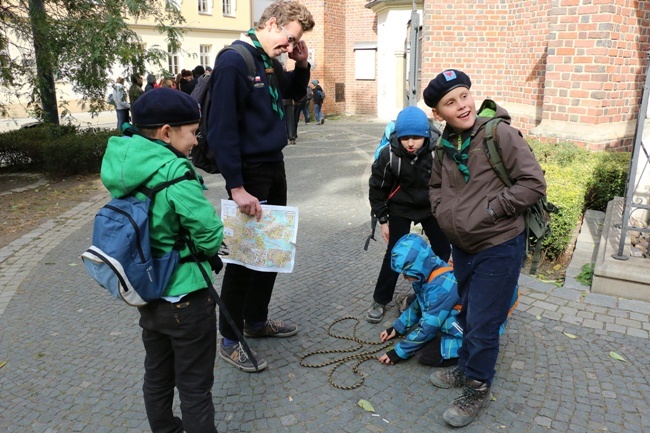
<box><xmin>299</xmin><ymin>316</ymin><xmax>395</xmax><ymax>390</ymax></box>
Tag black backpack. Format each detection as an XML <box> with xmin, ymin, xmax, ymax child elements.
<box><xmin>190</xmin><ymin>44</ymin><xmax>256</xmax><ymax>174</ymax></box>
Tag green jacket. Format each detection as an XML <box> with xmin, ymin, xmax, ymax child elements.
<box><xmin>100</xmin><ymin>131</ymin><xmax>224</xmax><ymax>297</ymax></box>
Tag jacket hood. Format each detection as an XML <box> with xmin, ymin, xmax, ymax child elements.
<box><xmin>472</xmin><ymin>99</ymin><xmax>512</xmax><ymax>132</ymax></box>
<box><xmin>100</xmin><ymin>130</ymin><xmax>181</xmax><ymax>197</ymax></box>
<box><xmin>391</xmin><ymin>233</ymin><xmax>448</xmax><ymax>283</ymax></box>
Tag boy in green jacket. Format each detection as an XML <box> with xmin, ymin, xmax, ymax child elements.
<box><xmin>100</xmin><ymin>88</ymin><xmax>224</xmax><ymax>433</ymax></box>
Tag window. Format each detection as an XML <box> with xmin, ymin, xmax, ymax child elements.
<box><xmin>167</xmin><ymin>44</ymin><xmax>179</xmax><ymax>75</ymax></box>
<box><xmin>198</xmin><ymin>0</ymin><xmax>211</xmax><ymax>14</ymax></box>
<box><xmin>354</xmin><ymin>42</ymin><xmax>377</xmax><ymax>80</ymax></box>
<box><xmin>200</xmin><ymin>45</ymin><xmax>211</xmax><ymax>68</ymax></box>
<box><xmin>222</xmin><ymin>0</ymin><xmax>235</xmax><ymax>17</ymax></box>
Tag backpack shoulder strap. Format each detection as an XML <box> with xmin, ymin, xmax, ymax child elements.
<box><xmin>218</xmin><ymin>44</ymin><xmax>257</xmax><ymax>78</ymax></box>
<box><xmin>140</xmin><ymin>170</ymin><xmax>194</xmax><ymax>198</ymax></box>
<box><xmin>388</xmin><ymin>141</ymin><xmax>401</xmax><ymax>178</ymax></box>
<box><xmin>483</xmin><ymin>118</ymin><xmax>512</xmax><ymax>187</ymax></box>
<box><xmin>427</xmin><ymin>265</ymin><xmax>454</xmax><ymax>283</ymax></box>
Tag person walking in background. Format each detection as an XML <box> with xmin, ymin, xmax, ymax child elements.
<box><xmin>312</xmin><ymin>79</ymin><xmax>325</xmax><ymax>124</ymax></box>
<box><xmin>144</xmin><ymin>74</ymin><xmax>156</xmax><ymax>92</ymax></box>
<box><xmin>366</xmin><ymin>106</ymin><xmax>451</xmax><ymax>324</ymax></box>
<box><xmin>207</xmin><ymin>0</ymin><xmax>315</xmax><ymax>373</ymax></box>
<box><xmin>425</xmin><ymin>69</ymin><xmax>546</xmax><ymax>427</ymax></box>
<box><xmin>295</xmin><ymin>85</ymin><xmax>312</xmax><ymax>124</ymax></box>
<box><xmin>112</xmin><ymin>77</ymin><xmax>130</xmax><ymax>130</ymax></box>
<box><xmin>128</xmin><ymin>73</ymin><xmax>144</xmax><ymax>105</ymax></box>
<box><xmin>284</xmin><ymin>98</ymin><xmax>297</xmax><ymax>145</ymax></box>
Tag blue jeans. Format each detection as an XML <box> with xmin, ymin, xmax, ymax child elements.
<box><xmin>453</xmin><ymin>231</ymin><xmax>525</xmax><ymax>386</ymax></box>
<box><xmin>116</xmin><ymin>109</ymin><xmax>130</xmax><ymax>130</ymax></box>
<box><xmin>139</xmin><ymin>288</ymin><xmax>218</xmax><ymax>433</ymax></box>
<box><xmin>372</xmin><ymin>215</ymin><xmax>451</xmax><ymax>305</ymax></box>
<box><xmin>314</xmin><ymin>103</ymin><xmax>323</xmax><ymax>122</ymax></box>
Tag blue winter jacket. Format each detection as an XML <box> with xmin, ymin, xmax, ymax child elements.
<box><xmin>390</xmin><ymin>233</ymin><xmax>462</xmax><ymax>360</ymax></box>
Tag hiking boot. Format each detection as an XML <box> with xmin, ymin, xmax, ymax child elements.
<box><xmin>443</xmin><ymin>380</ymin><xmax>491</xmax><ymax>427</ymax></box>
<box><xmin>429</xmin><ymin>367</ymin><xmax>466</xmax><ymax>389</ymax></box>
<box><xmin>219</xmin><ymin>340</ymin><xmax>267</xmax><ymax>373</ymax></box>
<box><xmin>366</xmin><ymin>301</ymin><xmax>385</xmax><ymax>324</ymax></box>
<box><xmin>244</xmin><ymin>319</ymin><xmax>298</xmax><ymax>338</ymax></box>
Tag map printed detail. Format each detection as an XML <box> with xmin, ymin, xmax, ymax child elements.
<box><xmin>220</xmin><ymin>199</ymin><xmax>299</xmax><ymax>273</ymax></box>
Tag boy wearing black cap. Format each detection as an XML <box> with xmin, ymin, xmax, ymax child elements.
<box><xmin>367</xmin><ymin>106</ymin><xmax>450</xmax><ymax>324</ymax></box>
<box><xmin>101</xmin><ymin>87</ymin><xmax>224</xmax><ymax>433</ymax></box>
<box><xmin>423</xmin><ymin>70</ymin><xmax>546</xmax><ymax>427</ymax></box>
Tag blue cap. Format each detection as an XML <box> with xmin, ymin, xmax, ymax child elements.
<box><xmin>394</xmin><ymin>107</ymin><xmax>430</xmax><ymax>139</ymax></box>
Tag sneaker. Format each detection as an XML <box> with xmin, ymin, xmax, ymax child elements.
<box><xmin>219</xmin><ymin>340</ymin><xmax>267</xmax><ymax>373</ymax></box>
<box><xmin>430</xmin><ymin>367</ymin><xmax>466</xmax><ymax>389</ymax></box>
<box><xmin>365</xmin><ymin>301</ymin><xmax>385</xmax><ymax>324</ymax></box>
<box><xmin>244</xmin><ymin>319</ymin><xmax>298</xmax><ymax>338</ymax></box>
<box><xmin>319</xmin><ymin>118</ymin><xmax>325</xmax><ymax>125</ymax></box>
<box><xmin>443</xmin><ymin>380</ymin><xmax>491</xmax><ymax>427</ymax></box>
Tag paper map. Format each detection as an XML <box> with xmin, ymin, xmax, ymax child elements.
<box><xmin>220</xmin><ymin>199</ymin><xmax>299</xmax><ymax>273</ymax></box>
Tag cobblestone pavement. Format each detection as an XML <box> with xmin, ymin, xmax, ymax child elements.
<box><xmin>1</xmin><ymin>118</ymin><xmax>649</xmax><ymax>433</ymax></box>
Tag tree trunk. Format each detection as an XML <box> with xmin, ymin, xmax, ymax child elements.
<box><xmin>28</xmin><ymin>0</ymin><xmax>59</xmax><ymax>125</ymax></box>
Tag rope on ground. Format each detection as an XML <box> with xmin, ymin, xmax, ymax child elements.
<box><xmin>299</xmin><ymin>316</ymin><xmax>395</xmax><ymax>390</ymax></box>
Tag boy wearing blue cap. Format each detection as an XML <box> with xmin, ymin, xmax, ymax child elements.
<box><xmin>100</xmin><ymin>87</ymin><xmax>224</xmax><ymax>433</ymax></box>
<box><xmin>366</xmin><ymin>106</ymin><xmax>451</xmax><ymax>324</ymax></box>
<box><xmin>424</xmin><ymin>70</ymin><xmax>546</xmax><ymax>427</ymax></box>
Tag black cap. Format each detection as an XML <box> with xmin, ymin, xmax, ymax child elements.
<box><xmin>132</xmin><ymin>88</ymin><xmax>201</xmax><ymax>128</ymax></box>
<box><xmin>423</xmin><ymin>69</ymin><xmax>472</xmax><ymax>108</ymax></box>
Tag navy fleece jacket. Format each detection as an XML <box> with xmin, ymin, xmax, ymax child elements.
<box><xmin>207</xmin><ymin>41</ymin><xmax>310</xmax><ymax>190</ymax></box>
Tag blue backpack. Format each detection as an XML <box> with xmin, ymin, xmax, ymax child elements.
<box><xmin>81</xmin><ymin>172</ymin><xmax>193</xmax><ymax>306</ymax></box>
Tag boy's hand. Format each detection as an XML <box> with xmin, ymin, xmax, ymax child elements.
<box><xmin>231</xmin><ymin>187</ymin><xmax>263</xmax><ymax>221</ymax></box>
<box><xmin>378</xmin><ymin>353</ymin><xmax>394</xmax><ymax>364</ymax></box>
<box><xmin>380</xmin><ymin>327</ymin><xmax>396</xmax><ymax>342</ymax></box>
<box><xmin>380</xmin><ymin>223</ymin><xmax>389</xmax><ymax>243</ymax></box>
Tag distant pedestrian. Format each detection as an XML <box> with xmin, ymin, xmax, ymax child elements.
<box><xmin>111</xmin><ymin>77</ymin><xmax>130</xmax><ymax>130</ymax></box>
<box><xmin>145</xmin><ymin>74</ymin><xmax>156</xmax><ymax>92</ymax></box>
<box><xmin>295</xmin><ymin>85</ymin><xmax>312</xmax><ymax>124</ymax></box>
<box><xmin>312</xmin><ymin>79</ymin><xmax>325</xmax><ymax>124</ymax></box>
<box><xmin>128</xmin><ymin>73</ymin><xmax>144</xmax><ymax>105</ymax></box>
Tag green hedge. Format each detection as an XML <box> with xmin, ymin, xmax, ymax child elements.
<box><xmin>530</xmin><ymin>140</ymin><xmax>630</xmax><ymax>261</ymax></box>
<box><xmin>0</xmin><ymin>125</ymin><xmax>116</xmax><ymax>177</ymax></box>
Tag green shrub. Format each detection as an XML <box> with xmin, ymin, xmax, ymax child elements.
<box><xmin>583</xmin><ymin>151</ymin><xmax>630</xmax><ymax>212</ymax></box>
<box><xmin>42</xmin><ymin>128</ymin><xmax>114</xmax><ymax>177</ymax></box>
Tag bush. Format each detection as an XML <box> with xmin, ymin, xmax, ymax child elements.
<box><xmin>0</xmin><ymin>125</ymin><xmax>115</xmax><ymax>177</ymax></box>
<box><xmin>583</xmin><ymin>152</ymin><xmax>630</xmax><ymax>212</ymax></box>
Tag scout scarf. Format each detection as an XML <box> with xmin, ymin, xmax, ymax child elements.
<box><xmin>247</xmin><ymin>29</ymin><xmax>284</xmax><ymax>119</ymax></box>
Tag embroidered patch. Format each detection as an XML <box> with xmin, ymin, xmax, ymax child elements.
<box><xmin>443</xmin><ymin>70</ymin><xmax>457</xmax><ymax>81</ymax></box>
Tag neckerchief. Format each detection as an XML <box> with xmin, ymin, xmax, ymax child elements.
<box><xmin>440</xmin><ymin>129</ymin><xmax>472</xmax><ymax>183</ymax></box>
<box><xmin>247</xmin><ymin>29</ymin><xmax>284</xmax><ymax>119</ymax></box>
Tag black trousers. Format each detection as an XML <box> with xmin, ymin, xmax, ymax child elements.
<box><xmin>372</xmin><ymin>214</ymin><xmax>451</xmax><ymax>305</ymax></box>
<box><xmin>219</xmin><ymin>160</ymin><xmax>287</xmax><ymax>341</ymax></box>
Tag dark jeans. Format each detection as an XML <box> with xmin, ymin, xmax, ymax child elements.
<box><xmin>116</xmin><ymin>108</ymin><xmax>130</xmax><ymax>130</ymax></box>
<box><xmin>138</xmin><ymin>288</ymin><xmax>218</xmax><ymax>433</ymax></box>
<box><xmin>296</xmin><ymin>101</ymin><xmax>310</xmax><ymax>123</ymax></box>
<box><xmin>453</xmin><ymin>230</ymin><xmax>525</xmax><ymax>387</ymax></box>
<box><xmin>284</xmin><ymin>104</ymin><xmax>296</xmax><ymax>140</ymax></box>
<box><xmin>372</xmin><ymin>214</ymin><xmax>451</xmax><ymax>305</ymax></box>
<box><xmin>219</xmin><ymin>160</ymin><xmax>287</xmax><ymax>341</ymax></box>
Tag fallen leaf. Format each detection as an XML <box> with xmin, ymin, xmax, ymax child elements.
<box><xmin>536</xmin><ymin>315</ymin><xmax>542</xmax><ymax>320</ymax></box>
<box><xmin>68</xmin><ymin>263</ymin><xmax>77</xmax><ymax>266</ymax></box>
<box><xmin>563</xmin><ymin>332</ymin><xmax>577</xmax><ymax>339</ymax></box>
<box><xmin>491</xmin><ymin>395</ymin><xmax>497</xmax><ymax>402</ymax></box>
<box><xmin>357</xmin><ymin>399</ymin><xmax>375</xmax><ymax>412</ymax></box>
<box><xmin>0</xmin><ymin>360</ymin><xmax>6</xmax><ymax>369</ymax></box>
<box><xmin>609</xmin><ymin>351</ymin><xmax>627</xmax><ymax>362</ymax></box>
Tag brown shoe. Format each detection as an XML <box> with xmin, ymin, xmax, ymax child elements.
<box><xmin>430</xmin><ymin>367</ymin><xmax>466</xmax><ymax>389</ymax></box>
<box><xmin>244</xmin><ymin>319</ymin><xmax>298</xmax><ymax>338</ymax></box>
<box><xmin>443</xmin><ymin>380</ymin><xmax>491</xmax><ymax>427</ymax></box>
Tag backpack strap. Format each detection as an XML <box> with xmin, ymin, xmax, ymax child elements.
<box><xmin>427</xmin><ymin>265</ymin><xmax>453</xmax><ymax>283</ymax></box>
<box><xmin>139</xmin><ymin>170</ymin><xmax>195</xmax><ymax>199</ymax></box>
<box><xmin>483</xmin><ymin>118</ymin><xmax>511</xmax><ymax>187</ymax></box>
<box><xmin>219</xmin><ymin>44</ymin><xmax>257</xmax><ymax>78</ymax></box>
